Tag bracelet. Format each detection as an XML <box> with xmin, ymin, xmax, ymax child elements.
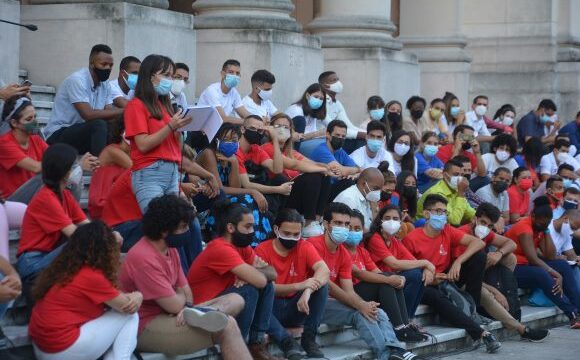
<box><xmin>497</xmin><ymin>249</ymin><xmax>504</xmax><ymax>256</ymax></box>
<box><xmin>167</xmin><ymin>123</ymin><xmax>175</xmax><ymax>131</ymax></box>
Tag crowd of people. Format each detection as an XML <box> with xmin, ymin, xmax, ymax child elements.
<box><xmin>2</xmin><ymin>43</ymin><xmax>580</xmax><ymax>360</ymax></box>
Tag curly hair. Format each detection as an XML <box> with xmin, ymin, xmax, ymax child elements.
<box><xmin>142</xmin><ymin>195</ymin><xmax>195</xmax><ymax>240</ymax></box>
<box><xmin>32</xmin><ymin>221</ymin><xmax>120</xmax><ymax>301</ymax></box>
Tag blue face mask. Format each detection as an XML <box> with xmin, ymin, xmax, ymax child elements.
<box><xmin>563</xmin><ymin>178</ymin><xmax>573</xmax><ymax>189</ymax></box>
<box><xmin>450</xmin><ymin>106</ymin><xmax>461</xmax><ymax>117</ymax></box>
<box><xmin>540</xmin><ymin>114</ymin><xmax>551</xmax><ymax>124</ymax></box>
<box><xmin>428</xmin><ymin>213</ymin><xmax>447</xmax><ymax>231</ymax></box>
<box><xmin>330</xmin><ymin>226</ymin><xmax>350</xmax><ymax>244</ymax></box>
<box><xmin>367</xmin><ymin>139</ymin><xmax>383</xmax><ymax>153</ymax></box>
<box><xmin>308</xmin><ymin>96</ymin><xmax>323</xmax><ymax>110</ymax></box>
<box><xmin>563</xmin><ymin>200</ymin><xmax>578</xmax><ymax>210</ymax></box>
<box><xmin>346</xmin><ymin>231</ymin><xmax>363</xmax><ymax>247</ymax></box>
<box><xmin>224</xmin><ymin>74</ymin><xmax>240</xmax><ymax>89</ymax></box>
<box><xmin>155</xmin><ymin>78</ymin><xmax>173</xmax><ymax>96</ymax></box>
<box><xmin>424</xmin><ymin>144</ymin><xmax>438</xmax><ymax>157</ymax></box>
<box><xmin>369</xmin><ymin>108</ymin><xmax>385</xmax><ymax>121</ymax></box>
<box><xmin>125</xmin><ymin>73</ymin><xmax>138</xmax><ymax>90</ymax></box>
<box><xmin>218</xmin><ymin>140</ymin><xmax>239</xmax><ymax>158</ymax></box>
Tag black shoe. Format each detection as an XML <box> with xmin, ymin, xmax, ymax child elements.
<box><xmin>482</xmin><ymin>332</ymin><xmax>501</xmax><ymax>353</ymax></box>
<box><xmin>280</xmin><ymin>336</ymin><xmax>304</xmax><ymax>360</ymax></box>
<box><xmin>301</xmin><ymin>331</ymin><xmax>324</xmax><ymax>358</ymax></box>
<box><xmin>521</xmin><ymin>327</ymin><xmax>550</xmax><ymax>342</ymax></box>
<box><xmin>389</xmin><ymin>348</ymin><xmax>425</xmax><ymax>360</ymax></box>
<box><xmin>395</xmin><ymin>325</ymin><xmax>427</xmax><ymax>343</ymax></box>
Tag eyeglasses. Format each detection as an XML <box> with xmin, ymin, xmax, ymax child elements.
<box><xmin>428</xmin><ymin>209</ymin><xmax>447</xmax><ymax>215</ymax></box>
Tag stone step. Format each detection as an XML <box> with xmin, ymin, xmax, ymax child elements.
<box><xmin>30</xmin><ymin>85</ymin><xmax>56</xmax><ymax>101</ymax></box>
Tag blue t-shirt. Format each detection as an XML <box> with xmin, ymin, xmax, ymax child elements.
<box><xmin>516</xmin><ymin>111</ymin><xmax>543</xmax><ymax>146</ymax></box>
<box><xmin>310</xmin><ymin>142</ymin><xmax>357</xmax><ymax>167</ymax></box>
<box><xmin>416</xmin><ymin>152</ymin><xmax>444</xmax><ymax>193</ymax></box>
<box><xmin>559</xmin><ymin>121</ymin><xmax>580</xmax><ymax>149</ymax></box>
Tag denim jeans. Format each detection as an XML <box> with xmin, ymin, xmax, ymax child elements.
<box><xmin>17</xmin><ymin>243</ymin><xmax>66</xmax><ymax>281</ymax></box>
<box><xmin>268</xmin><ymin>285</ymin><xmax>329</xmax><ymax>343</ymax></box>
<box><xmin>400</xmin><ymin>268</ymin><xmax>425</xmax><ymax>319</ymax></box>
<box><xmin>221</xmin><ymin>282</ymin><xmax>275</xmax><ymax>344</ymax></box>
<box><xmin>132</xmin><ymin>160</ymin><xmax>180</xmax><ymax>213</ymax></box>
<box><xmin>0</xmin><ymin>273</ymin><xmax>8</xmax><ymax>321</ymax></box>
<box><xmin>321</xmin><ymin>298</ymin><xmax>403</xmax><ymax>360</ymax></box>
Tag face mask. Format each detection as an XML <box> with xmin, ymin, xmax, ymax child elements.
<box><xmin>502</xmin><ymin>116</ymin><xmax>514</xmax><ymax>126</ymax></box>
<box><xmin>563</xmin><ymin>178</ymin><xmax>573</xmax><ymax>189</ymax></box>
<box><xmin>411</xmin><ymin>109</ymin><xmax>424</xmax><ymax>119</ymax></box>
<box><xmin>155</xmin><ymin>78</ymin><xmax>173</xmax><ymax>96</ymax></box>
<box><xmin>557</xmin><ymin>152</ymin><xmax>569</xmax><ymax>163</ymax></box>
<box><xmin>308</xmin><ymin>96</ymin><xmax>323</xmax><ymax>110</ymax></box>
<box><xmin>258</xmin><ymin>88</ymin><xmax>273</xmax><ymax>101</ymax></box>
<box><xmin>450</xmin><ymin>106</ymin><xmax>461</xmax><ymax>117</ymax></box>
<box><xmin>328</xmin><ymin>80</ymin><xmax>343</xmax><ymax>94</ymax></box>
<box><xmin>171</xmin><ymin>79</ymin><xmax>186</xmax><ymax>96</ymax></box>
<box><xmin>448</xmin><ymin>175</ymin><xmax>463</xmax><ymax>190</ymax></box>
<box><xmin>367</xmin><ymin>139</ymin><xmax>383</xmax><ymax>153</ymax></box>
<box><xmin>20</xmin><ymin>120</ymin><xmax>40</xmax><ymax>135</ymax></box>
<box><xmin>244</xmin><ymin>129</ymin><xmax>264</xmax><ymax>145</ymax></box>
<box><xmin>540</xmin><ymin>113</ymin><xmax>551</xmax><ymax>124</ymax></box>
<box><xmin>166</xmin><ymin>230</ymin><xmax>189</xmax><ymax>248</ymax></box>
<box><xmin>532</xmin><ymin>223</ymin><xmax>547</xmax><ymax>233</ymax></box>
<box><xmin>563</xmin><ymin>200</ymin><xmax>578</xmax><ymax>210</ymax></box>
<box><xmin>365</xmin><ymin>188</ymin><xmax>381</xmax><ymax>202</ymax></box>
<box><xmin>402</xmin><ymin>185</ymin><xmax>417</xmax><ymax>198</ymax></box>
<box><xmin>330</xmin><ymin>136</ymin><xmax>345</xmax><ymax>150</ymax></box>
<box><xmin>330</xmin><ymin>226</ymin><xmax>350</xmax><ymax>244</ymax></box>
<box><xmin>276</xmin><ymin>127</ymin><xmax>291</xmax><ymax>142</ymax></box>
<box><xmin>276</xmin><ymin>229</ymin><xmax>300</xmax><ymax>250</ymax></box>
<box><xmin>380</xmin><ymin>191</ymin><xmax>392</xmax><ymax>201</ymax></box>
<box><xmin>345</xmin><ymin>231</ymin><xmax>363</xmax><ymax>247</ymax></box>
<box><xmin>224</xmin><ymin>74</ymin><xmax>240</xmax><ymax>89</ymax></box>
<box><xmin>232</xmin><ymin>230</ymin><xmax>255</xmax><ymax>248</ymax></box>
<box><xmin>424</xmin><ymin>144</ymin><xmax>438</xmax><ymax>157</ymax></box>
<box><xmin>125</xmin><ymin>73</ymin><xmax>138</xmax><ymax>90</ymax></box>
<box><xmin>67</xmin><ymin>163</ymin><xmax>83</xmax><ymax>187</ymax></box>
<box><xmin>369</xmin><ymin>108</ymin><xmax>385</xmax><ymax>121</ymax></box>
<box><xmin>218</xmin><ymin>140</ymin><xmax>239</xmax><ymax>157</ymax></box>
<box><xmin>462</xmin><ymin>142</ymin><xmax>472</xmax><ymax>151</ymax></box>
<box><xmin>387</xmin><ymin>112</ymin><xmax>402</xmax><ymax>124</ymax></box>
<box><xmin>394</xmin><ymin>143</ymin><xmax>410</xmax><ymax>156</ymax></box>
<box><xmin>93</xmin><ymin>67</ymin><xmax>111</xmax><ymax>82</ymax></box>
<box><xmin>474</xmin><ymin>224</ymin><xmax>491</xmax><ymax>239</ymax></box>
<box><xmin>382</xmin><ymin>220</ymin><xmax>401</xmax><ymax>235</ymax></box>
<box><xmin>475</xmin><ymin>105</ymin><xmax>487</xmax><ymax>116</ymax></box>
<box><xmin>518</xmin><ymin>178</ymin><xmax>533</xmax><ymax>191</ymax></box>
<box><xmin>495</xmin><ymin>150</ymin><xmax>510</xmax><ymax>162</ymax></box>
<box><xmin>491</xmin><ymin>180</ymin><xmax>508</xmax><ymax>193</ymax></box>
<box><xmin>428</xmin><ymin>213</ymin><xmax>447</xmax><ymax>231</ymax></box>
<box><xmin>550</xmin><ymin>191</ymin><xmax>564</xmax><ymax>200</ymax></box>
<box><xmin>430</xmin><ymin>108</ymin><xmax>442</xmax><ymax>121</ymax></box>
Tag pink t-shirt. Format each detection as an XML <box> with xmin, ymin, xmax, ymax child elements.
<box><xmin>119</xmin><ymin>238</ymin><xmax>187</xmax><ymax>334</ymax></box>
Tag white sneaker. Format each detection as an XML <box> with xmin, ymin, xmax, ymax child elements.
<box><xmin>302</xmin><ymin>222</ymin><xmax>324</xmax><ymax>238</ymax></box>
<box><xmin>183</xmin><ymin>307</ymin><xmax>229</xmax><ymax>333</ymax></box>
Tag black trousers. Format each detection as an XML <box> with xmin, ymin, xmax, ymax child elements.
<box><xmin>47</xmin><ymin>119</ymin><xmax>108</xmax><ymax>156</ymax></box>
<box><xmin>454</xmin><ymin>251</ymin><xmax>486</xmax><ymax>306</ymax></box>
<box><xmin>354</xmin><ymin>280</ymin><xmax>409</xmax><ymax>328</ymax></box>
<box><xmin>285</xmin><ymin>173</ymin><xmax>331</xmax><ymax>220</ymax></box>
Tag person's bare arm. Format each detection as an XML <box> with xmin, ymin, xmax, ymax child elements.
<box><xmin>216</xmin><ymin>106</ymin><xmax>243</xmax><ymax>125</ymax></box>
<box><xmin>230</xmin><ymin>263</ymin><xmax>268</xmax><ymax>289</ymax></box>
<box><xmin>490</xmin><ymin>234</ymin><xmax>517</xmax><ymax>256</ymax></box>
<box><xmin>235</xmin><ymin>106</ymin><xmax>251</xmax><ymax>120</ymax></box>
<box><xmin>239</xmin><ymin>173</ymin><xmax>290</xmax><ymax>195</ymax></box>
<box><xmin>539</xmin><ymin>234</ymin><xmax>557</xmax><ymax>260</ymax></box>
<box><xmin>113</xmin><ymin>97</ymin><xmax>129</xmax><ymax>109</ymax></box>
<box><xmin>472</xmin><ymin>141</ymin><xmax>487</xmax><ymax>177</ymax></box>
<box><xmin>156</xmin><ymin>292</ymin><xmax>187</xmax><ymax>315</ymax></box>
<box><xmin>73</xmin><ymin>102</ymin><xmax>123</xmax><ymax>121</ymax></box>
<box><xmin>106</xmin><ymin>291</ymin><xmax>143</xmax><ymax>314</ymax></box>
<box><xmin>106</xmin><ymin>146</ymin><xmax>132</xmax><ymax>169</ymax></box>
<box><xmin>380</xmin><ymin>256</ymin><xmax>435</xmax><ymax>273</ymax></box>
<box><xmin>15</xmin><ymin>157</ymin><xmax>41</xmax><ymax>174</ymax></box>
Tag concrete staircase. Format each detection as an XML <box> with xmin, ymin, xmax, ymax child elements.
<box><xmin>18</xmin><ymin>69</ymin><xmax>56</xmax><ymax>127</ymax></box>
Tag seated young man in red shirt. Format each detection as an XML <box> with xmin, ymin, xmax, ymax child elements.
<box><xmin>403</xmin><ymin>194</ymin><xmax>502</xmax><ymax>353</ymax></box>
<box><xmin>544</xmin><ymin>175</ymin><xmax>565</xmax><ymax>209</ymax></box>
<box><xmin>188</xmin><ymin>200</ymin><xmax>282</xmax><ymax>360</ymax></box>
<box><xmin>120</xmin><ymin>195</ymin><xmax>251</xmax><ymax>359</ymax></box>
<box><xmin>256</xmin><ymin>208</ymin><xmax>330</xmax><ymax>360</ymax></box>
<box><xmin>308</xmin><ymin>202</ymin><xmax>425</xmax><ymax>360</ymax></box>
<box><xmin>456</xmin><ymin>202</ymin><xmax>549</xmax><ymax>341</ymax></box>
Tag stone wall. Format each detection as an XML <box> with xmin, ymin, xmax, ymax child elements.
<box><xmin>0</xmin><ymin>0</ymin><xmax>20</xmax><ymax>84</ymax></box>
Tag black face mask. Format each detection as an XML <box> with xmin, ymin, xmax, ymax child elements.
<box><xmin>532</xmin><ymin>223</ymin><xmax>547</xmax><ymax>233</ymax></box>
<box><xmin>491</xmin><ymin>180</ymin><xmax>508</xmax><ymax>193</ymax></box>
<box><xmin>244</xmin><ymin>129</ymin><xmax>264</xmax><ymax>145</ymax></box>
<box><xmin>402</xmin><ymin>185</ymin><xmax>417</xmax><ymax>198</ymax></box>
<box><xmin>166</xmin><ymin>230</ymin><xmax>189</xmax><ymax>248</ymax></box>
<box><xmin>330</xmin><ymin>136</ymin><xmax>345</xmax><ymax>150</ymax></box>
<box><xmin>387</xmin><ymin>112</ymin><xmax>402</xmax><ymax>125</ymax></box>
<box><xmin>279</xmin><ymin>237</ymin><xmax>299</xmax><ymax>250</ymax></box>
<box><xmin>380</xmin><ymin>191</ymin><xmax>392</xmax><ymax>201</ymax></box>
<box><xmin>462</xmin><ymin>142</ymin><xmax>472</xmax><ymax>151</ymax></box>
<box><xmin>411</xmin><ymin>110</ymin><xmax>424</xmax><ymax>120</ymax></box>
<box><xmin>93</xmin><ymin>67</ymin><xmax>111</xmax><ymax>82</ymax></box>
<box><xmin>463</xmin><ymin>174</ymin><xmax>471</xmax><ymax>181</ymax></box>
<box><xmin>563</xmin><ymin>200</ymin><xmax>578</xmax><ymax>210</ymax></box>
<box><xmin>232</xmin><ymin>230</ymin><xmax>255</xmax><ymax>248</ymax></box>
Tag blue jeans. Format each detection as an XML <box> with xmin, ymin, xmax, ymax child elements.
<box><xmin>0</xmin><ymin>273</ymin><xmax>8</xmax><ymax>321</ymax></box>
<box><xmin>322</xmin><ymin>298</ymin><xmax>403</xmax><ymax>360</ymax></box>
<box><xmin>114</xmin><ymin>220</ymin><xmax>143</xmax><ymax>253</ymax></box>
<box><xmin>400</xmin><ymin>268</ymin><xmax>425</xmax><ymax>319</ymax></box>
<box><xmin>268</xmin><ymin>285</ymin><xmax>329</xmax><ymax>343</ymax></box>
<box><xmin>515</xmin><ymin>259</ymin><xmax>580</xmax><ymax>317</ymax></box>
<box><xmin>222</xmin><ymin>282</ymin><xmax>275</xmax><ymax>344</ymax></box>
<box><xmin>17</xmin><ymin>243</ymin><xmax>66</xmax><ymax>281</ymax></box>
<box><xmin>132</xmin><ymin>160</ymin><xmax>179</xmax><ymax>213</ymax></box>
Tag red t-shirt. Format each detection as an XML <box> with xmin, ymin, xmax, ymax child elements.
<box><xmin>124</xmin><ymin>98</ymin><xmax>181</xmax><ymax>171</ymax></box>
<box><xmin>188</xmin><ymin>238</ymin><xmax>256</xmax><ymax>304</ymax></box>
<box><xmin>261</xmin><ymin>142</ymin><xmax>304</xmax><ymax>179</ymax></box>
<box><xmin>119</xmin><ymin>238</ymin><xmax>187</xmax><ymax>334</ymax></box>
<box><xmin>402</xmin><ymin>224</ymin><xmax>464</xmax><ymax>273</ymax></box>
<box><xmin>507</xmin><ymin>185</ymin><xmax>530</xmax><ymax>217</ymax></box>
<box><xmin>0</xmin><ymin>132</ymin><xmax>47</xmax><ymax>197</ymax></box>
<box><xmin>453</xmin><ymin>223</ymin><xmax>495</xmax><ymax>258</ymax></box>
<box><xmin>505</xmin><ymin>217</ymin><xmax>543</xmax><ymax>265</ymax></box>
<box><xmin>435</xmin><ymin>144</ymin><xmax>477</xmax><ymax>170</ymax></box>
<box><xmin>88</xmin><ymin>165</ymin><xmax>126</xmax><ymax>220</ymax></box>
<box><xmin>235</xmin><ymin>144</ymin><xmax>271</xmax><ymax>175</ymax></box>
<box><xmin>365</xmin><ymin>233</ymin><xmax>415</xmax><ymax>272</ymax></box>
<box><xmin>255</xmin><ymin>239</ymin><xmax>321</xmax><ymax>297</ymax></box>
<box><xmin>307</xmin><ymin>235</ymin><xmax>352</xmax><ymax>284</ymax></box>
<box><xmin>29</xmin><ymin>266</ymin><xmax>120</xmax><ymax>353</ymax></box>
<box><xmin>101</xmin><ymin>170</ymin><xmax>143</xmax><ymax>227</ymax></box>
<box><xmin>18</xmin><ymin>187</ymin><xmax>86</xmax><ymax>256</ymax></box>
<box><xmin>348</xmin><ymin>246</ymin><xmax>378</xmax><ymax>285</ymax></box>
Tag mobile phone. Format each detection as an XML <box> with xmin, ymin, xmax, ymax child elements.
<box><xmin>20</xmin><ymin>80</ymin><xmax>32</xmax><ymax>87</ymax></box>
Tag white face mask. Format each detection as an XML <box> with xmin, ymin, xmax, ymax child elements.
<box><xmin>365</xmin><ymin>182</ymin><xmax>381</xmax><ymax>202</ymax></box>
<box><xmin>276</xmin><ymin>127</ymin><xmax>291</xmax><ymax>142</ymax></box>
<box><xmin>328</xmin><ymin>80</ymin><xmax>343</xmax><ymax>94</ymax></box>
<box><xmin>382</xmin><ymin>220</ymin><xmax>401</xmax><ymax>235</ymax></box>
<box><xmin>502</xmin><ymin>116</ymin><xmax>514</xmax><ymax>126</ymax></box>
<box><xmin>448</xmin><ymin>175</ymin><xmax>463</xmax><ymax>190</ymax></box>
<box><xmin>495</xmin><ymin>150</ymin><xmax>510</xmax><ymax>162</ymax></box>
<box><xmin>67</xmin><ymin>163</ymin><xmax>83</xmax><ymax>188</ymax></box>
<box><xmin>394</xmin><ymin>143</ymin><xmax>410</xmax><ymax>157</ymax></box>
<box><xmin>170</xmin><ymin>79</ymin><xmax>185</xmax><ymax>96</ymax></box>
<box><xmin>475</xmin><ymin>105</ymin><xmax>487</xmax><ymax>117</ymax></box>
<box><xmin>258</xmin><ymin>88</ymin><xmax>273</xmax><ymax>101</ymax></box>
<box><xmin>474</xmin><ymin>224</ymin><xmax>491</xmax><ymax>239</ymax></box>
<box><xmin>557</xmin><ymin>152</ymin><xmax>569</xmax><ymax>163</ymax></box>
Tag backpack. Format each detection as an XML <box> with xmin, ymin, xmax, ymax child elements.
<box><xmin>484</xmin><ymin>264</ymin><xmax>521</xmax><ymax>321</ymax></box>
<box><xmin>438</xmin><ymin>281</ymin><xmax>478</xmax><ymax>321</ymax></box>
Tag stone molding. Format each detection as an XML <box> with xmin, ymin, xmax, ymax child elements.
<box><xmin>27</xmin><ymin>0</ymin><xmax>168</xmax><ymax>9</ymax></box>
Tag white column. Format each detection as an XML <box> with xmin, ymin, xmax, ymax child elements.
<box><xmin>555</xmin><ymin>0</ymin><xmax>580</xmax><ymax>121</ymax></box>
<box><xmin>0</xmin><ymin>0</ymin><xmax>20</xmax><ymax>84</ymax></box>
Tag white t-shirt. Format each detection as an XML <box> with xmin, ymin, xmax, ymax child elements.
<box><xmin>109</xmin><ymin>79</ymin><xmax>134</xmax><ymax>103</ymax></box>
<box><xmin>475</xmin><ymin>184</ymin><xmax>509</xmax><ymax>213</ymax></box>
<box><xmin>548</xmin><ymin>220</ymin><xmax>574</xmax><ymax>256</ymax></box>
<box><xmin>324</xmin><ymin>98</ymin><xmax>364</xmax><ymax>139</ymax></box>
<box><xmin>540</xmin><ymin>152</ymin><xmax>580</xmax><ymax>176</ymax></box>
<box><xmin>197</xmin><ymin>82</ymin><xmax>243</xmax><ymax>117</ymax></box>
<box><xmin>465</xmin><ymin>111</ymin><xmax>491</xmax><ymax>137</ymax></box>
<box><xmin>350</xmin><ymin>145</ymin><xmax>392</xmax><ymax>170</ymax></box>
<box><xmin>284</xmin><ymin>104</ymin><xmax>324</xmax><ymax>135</ymax></box>
<box><xmin>242</xmin><ymin>95</ymin><xmax>277</xmax><ymax>118</ymax></box>
<box><xmin>333</xmin><ymin>184</ymin><xmax>373</xmax><ymax>230</ymax></box>
<box><xmin>387</xmin><ymin>151</ymin><xmax>418</xmax><ymax>178</ymax></box>
<box><xmin>481</xmin><ymin>153</ymin><xmax>519</xmax><ymax>178</ymax></box>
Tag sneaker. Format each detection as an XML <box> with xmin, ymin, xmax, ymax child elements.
<box><xmin>482</xmin><ymin>332</ymin><xmax>501</xmax><ymax>353</ymax></box>
<box><xmin>302</xmin><ymin>222</ymin><xmax>324</xmax><ymax>238</ymax></box>
<box><xmin>395</xmin><ymin>325</ymin><xmax>427</xmax><ymax>343</ymax></box>
<box><xmin>301</xmin><ymin>331</ymin><xmax>324</xmax><ymax>358</ymax></box>
<box><xmin>388</xmin><ymin>348</ymin><xmax>425</xmax><ymax>360</ymax></box>
<box><xmin>280</xmin><ymin>336</ymin><xmax>305</xmax><ymax>360</ymax></box>
<box><xmin>183</xmin><ymin>307</ymin><xmax>229</xmax><ymax>333</ymax></box>
<box><xmin>249</xmin><ymin>342</ymin><xmax>285</xmax><ymax>360</ymax></box>
<box><xmin>521</xmin><ymin>327</ymin><xmax>550</xmax><ymax>342</ymax></box>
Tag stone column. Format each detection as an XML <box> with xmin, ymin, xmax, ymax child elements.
<box><xmin>398</xmin><ymin>0</ymin><xmax>471</xmax><ymax>107</ymax></box>
<box><xmin>191</xmin><ymin>0</ymin><xmax>322</xmax><ymax>109</ymax></box>
<box><xmin>0</xmin><ymin>0</ymin><xmax>20</xmax><ymax>84</ymax></box>
<box><xmin>555</xmin><ymin>0</ymin><xmax>580</xmax><ymax>121</ymax></box>
<box><xmin>307</xmin><ymin>0</ymin><xmax>420</xmax><ymax>125</ymax></box>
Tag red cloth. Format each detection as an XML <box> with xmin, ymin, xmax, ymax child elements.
<box><xmin>453</xmin><ymin>223</ymin><xmax>495</xmax><ymax>258</ymax></box>
<box><xmin>435</xmin><ymin>144</ymin><xmax>477</xmax><ymax>170</ymax></box>
<box><xmin>307</xmin><ymin>235</ymin><xmax>352</xmax><ymax>284</ymax></box>
<box><xmin>365</xmin><ymin>233</ymin><xmax>415</xmax><ymax>272</ymax></box>
<box><xmin>0</xmin><ymin>132</ymin><xmax>47</xmax><ymax>197</ymax></box>
<box><xmin>188</xmin><ymin>238</ymin><xmax>256</xmax><ymax>304</ymax></box>
<box><xmin>235</xmin><ymin>144</ymin><xmax>271</xmax><ymax>175</ymax></box>
<box><xmin>348</xmin><ymin>246</ymin><xmax>378</xmax><ymax>285</ymax></box>
<box><xmin>261</xmin><ymin>142</ymin><xmax>304</xmax><ymax>179</ymax></box>
<box><xmin>256</xmin><ymin>239</ymin><xmax>321</xmax><ymax>297</ymax></box>
<box><xmin>101</xmin><ymin>170</ymin><xmax>143</xmax><ymax>227</ymax></box>
<box><xmin>402</xmin><ymin>224</ymin><xmax>464</xmax><ymax>273</ymax></box>
<box><xmin>507</xmin><ymin>185</ymin><xmax>530</xmax><ymax>217</ymax></box>
<box><xmin>124</xmin><ymin>98</ymin><xmax>181</xmax><ymax>171</ymax></box>
<box><xmin>29</xmin><ymin>266</ymin><xmax>120</xmax><ymax>353</ymax></box>
<box><xmin>18</xmin><ymin>187</ymin><xmax>86</xmax><ymax>256</ymax></box>
<box><xmin>119</xmin><ymin>238</ymin><xmax>187</xmax><ymax>334</ymax></box>
<box><xmin>504</xmin><ymin>217</ymin><xmax>543</xmax><ymax>265</ymax></box>
<box><xmin>88</xmin><ymin>165</ymin><xmax>125</xmax><ymax>219</ymax></box>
